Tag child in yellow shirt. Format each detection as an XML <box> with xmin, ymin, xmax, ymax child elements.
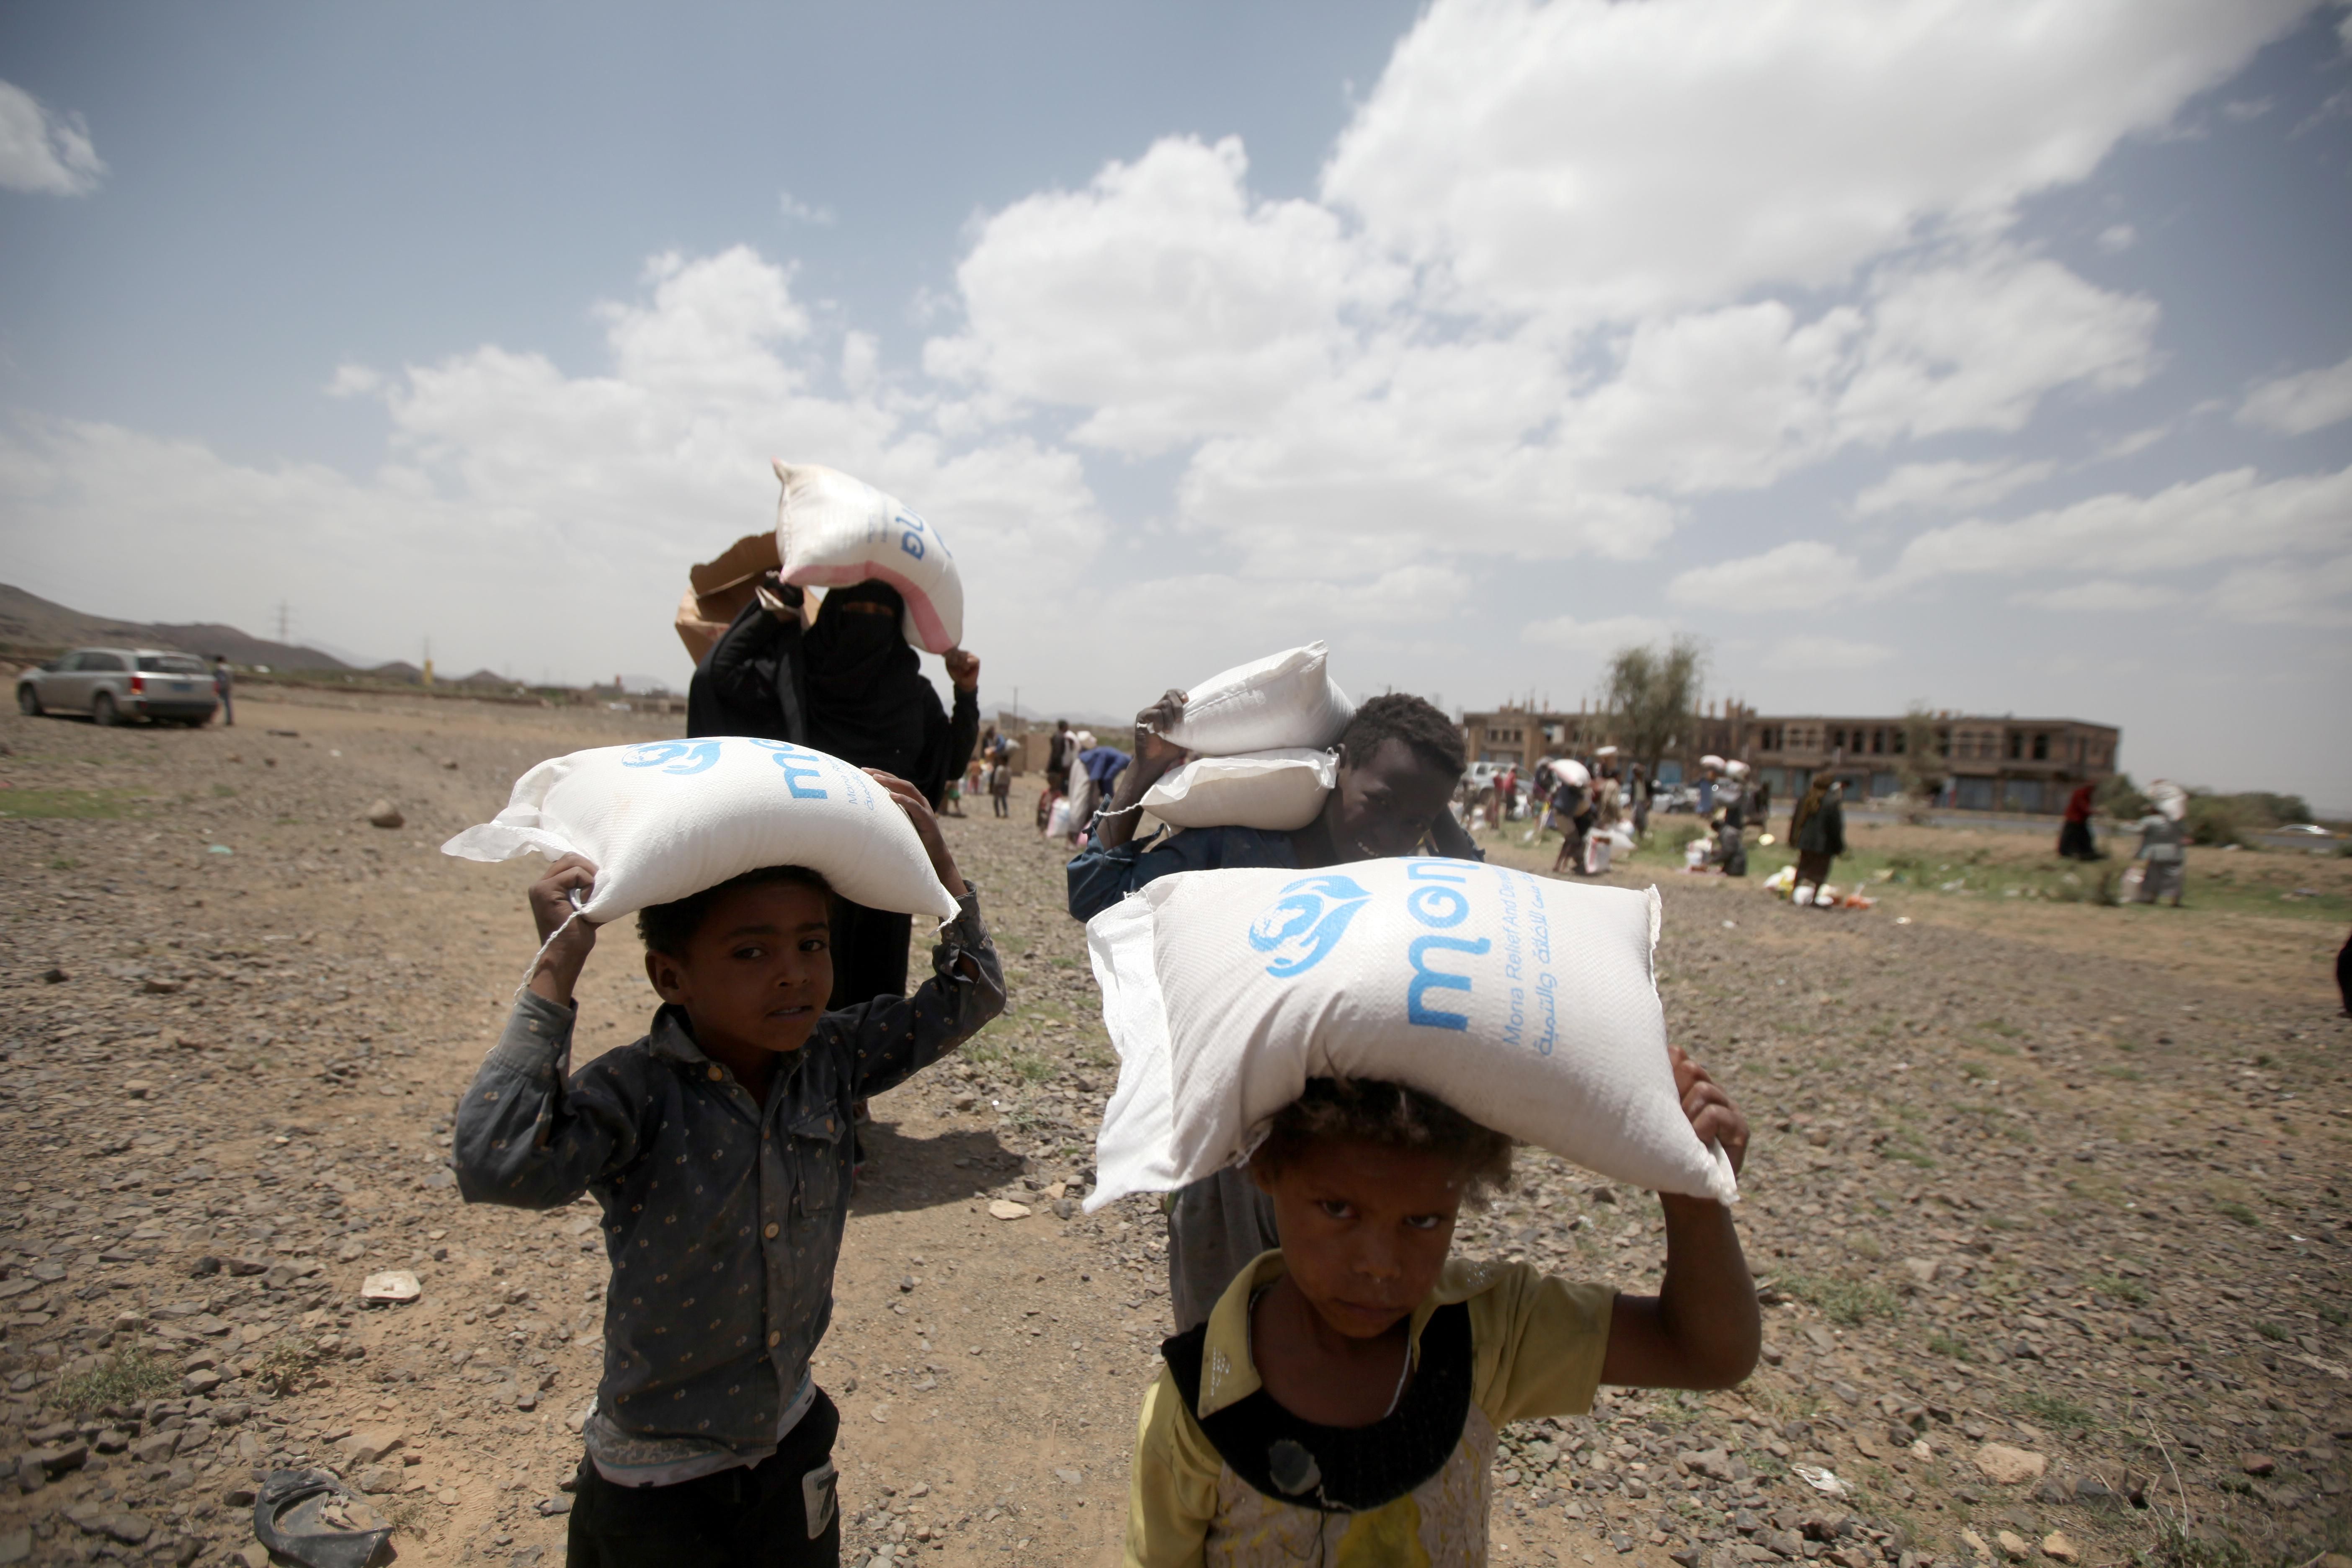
<box><xmin>1124</xmin><ymin>1048</ymin><xmax>1756</xmax><ymax>1566</ymax></box>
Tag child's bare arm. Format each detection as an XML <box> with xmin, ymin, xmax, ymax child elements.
<box><xmin>1599</xmin><ymin>1049</ymin><xmax>1760</xmax><ymax>1390</ymax></box>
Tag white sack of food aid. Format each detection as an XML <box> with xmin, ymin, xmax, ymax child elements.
<box><xmin>772</xmin><ymin>460</ymin><xmax>964</xmax><ymax>654</ymax></box>
<box><xmin>1158</xmin><ymin>642</ymin><xmax>1354</xmax><ymax>756</ymax></box>
<box><xmin>442</xmin><ymin>738</ymin><xmax>961</xmax><ymax>924</ymax></box>
<box><xmin>1141</xmin><ymin>748</ymin><xmax>1335</xmax><ymax>832</ymax></box>
<box><xmin>1086</xmin><ymin>858</ymin><xmax>1736</xmax><ymax>1212</ymax></box>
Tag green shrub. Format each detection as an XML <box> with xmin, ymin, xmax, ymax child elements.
<box><xmin>2014</xmin><ymin>1391</ymin><xmax>2100</xmax><ymax>1433</ymax></box>
<box><xmin>1782</xmin><ymin>1271</ymin><xmax>1899</xmax><ymax>1327</ymax></box>
<box><xmin>2095</xmin><ymin>773</ymin><xmax>2149</xmax><ymax>821</ymax></box>
<box><xmin>56</xmin><ymin>1349</ymin><xmax>178</xmax><ymax>1412</ymax></box>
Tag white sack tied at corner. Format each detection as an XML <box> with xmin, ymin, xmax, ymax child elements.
<box><xmin>441</xmin><ymin>738</ymin><xmax>961</xmax><ymax>924</ymax></box>
<box><xmin>1141</xmin><ymin>748</ymin><xmax>1336</xmax><ymax>832</ymax></box>
<box><xmin>1157</xmin><ymin>642</ymin><xmax>1354</xmax><ymax>757</ymax></box>
<box><xmin>1086</xmin><ymin>859</ymin><xmax>1737</xmax><ymax>1213</ymax></box>
<box><xmin>772</xmin><ymin>460</ymin><xmax>965</xmax><ymax>655</ymax></box>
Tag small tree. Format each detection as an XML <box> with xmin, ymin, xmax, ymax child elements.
<box><xmin>2095</xmin><ymin>772</ymin><xmax>2149</xmax><ymax>821</ymax></box>
<box><xmin>1894</xmin><ymin>705</ymin><xmax>1946</xmax><ymax>810</ymax></box>
<box><xmin>1602</xmin><ymin>637</ymin><xmax>1706</xmax><ymax>783</ymax></box>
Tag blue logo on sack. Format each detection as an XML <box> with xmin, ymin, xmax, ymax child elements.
<box><xmin>1248</xmin><ymin>875</ymin><xmax>1372</xmax><ymax>979</ymax></box>
<box><xmin>619</xmin><ymin>738</ymin><xmax>832</xmax><ymax>799</ymax></box>
<box><xmin>621</xmin><ymin>740</ymin><xmax>724</xmax><ymax>776</ymax></box>
<box><xmin>747</xmin><ymin>739</ymin><xmax>832</xmax><ymax>799</ymax></box>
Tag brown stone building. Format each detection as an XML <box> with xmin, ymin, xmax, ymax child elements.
<box><xmin>1459</xmin><ymin>699</ymin><xmax>1755</xmax><ymax>783</ymax></box>
<box><xmin>1746</xmin><ymin>714</ymin><xmax>2118</xmax><ymax>813</ymax></box>
<box><xmin>1459</xmin><ymin>703</ymin><xmax>2120</xmax><ymax>814</ymax></box>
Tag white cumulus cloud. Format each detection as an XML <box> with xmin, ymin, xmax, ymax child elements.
<box><xmin>1668</xmin><ymin>541</ymin><xmax>1865</xmax><ymax>612</ymax></box>
<box><xmin>1320</xmin><ymin>0</ymin><xmax>2303</xmax><ymax>325</ymax></box>
<box><xmin>0</xmin><ymin>79</ymin><xmax>105</xmax><ymax>196</ymax></box>
<box><xmin>2210</xmin><ymin>555</ymin><xmax>2352</xmax><ymax>627</ymax></box>
<box><xmin>925</xmin><ymin>135</ymin><xmax>1406</xmax><ymax>458</ymax></box>
<box><xmin>1890</xmin><ymin>463</ymin><xmax>2352</xmax><ymax>583</ymax></box>
<box><xmin>1761</xmin><ymin>634</ymin><xmax>1895</xmax><ymax>673</ymax></box>
<box><xmin>1519</xmin><ymin>612</ymin><xmax>1677</xmax><ymax>654</ymax></box>
<box><xmin>1854</xmin><ymin>457</ymin><xmax>2058</xmax><ymax>516</ymax></box>
<box><xmin>323</xmin><ymin>364</ymin><xmax>382</xmax><ymax>399</ymax></box>
<box><xmin>0</xmin><ymin>248</ymin><xmax>1104</xmax><ymax>686</ymax></box>
<box><xmin>2236</xmin><ymin>352</ymin><xmax>2352</xmax><ymax>436</ymax></box>
<box><xmin>1834</xmin><ymin>246</ymin><xmax>2159</xmax><ymax>442</ymax></box>
<box><xmin>2009</xmin><ymin>579</ymin><xmax>2183</xmax><ymax>611</ymax></box>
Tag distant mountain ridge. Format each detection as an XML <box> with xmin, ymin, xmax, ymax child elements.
<box><xmin>0</xmin><ymin>583</ymin><xmax>361</xmax><ymax>672</ymax></box>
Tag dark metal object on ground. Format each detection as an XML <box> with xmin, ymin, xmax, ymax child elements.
<box><xmin>252</xmin><ymin>1469</ymin><xmax>394</xmax><ymax>1568</ymax></box>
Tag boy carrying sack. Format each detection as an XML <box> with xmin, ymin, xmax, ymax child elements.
<box><xmin>450</xmin><ymin>764</ymin><xmax>1003</xmax><ymax>1568</ymax></box>
<box><xmin>1086</xmin><ymin>859</ymin><xmax>1756</xmax><ymax>1563</ymax></box>
<box><xmin>1122</xmin><ymin>1062</ymin><xmax>1754</xmax><ymax>1565</ymax></box>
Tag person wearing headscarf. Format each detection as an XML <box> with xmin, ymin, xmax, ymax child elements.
<box><xmin>1789</xmin><ymin>775</ymin><xmax>1844</xmax><ymax>907</ymax></box>
<box><xmin>2133</xmin><ymin>781</ymin><xmax>2190</xmax><ymax>906</ymax></box>
<box><xmin>795</xmin><ymin>580</ymin><xmax>981</xmax><ymax>1008</ymax></box>
<box><xmin>2057</xmin><ymin>783</ymin><xmax>2100</xmax><ymax>860</ymax></box>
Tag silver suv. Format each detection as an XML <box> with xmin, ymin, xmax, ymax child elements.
<box><xmin>16</xmin><ymin>647</ymin><xmax>220</xmax><ymax>726</ymax></box>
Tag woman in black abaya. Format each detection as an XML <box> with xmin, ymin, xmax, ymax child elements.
<box><xmin>800</xmin><ymin>580</ymin><xmax>981</xmax><ymax>1009</ymax></box>
<box><xmin>686</xmin><ymin>575</ymin><xmax>980</xmax><ymax>1006</ymax></box>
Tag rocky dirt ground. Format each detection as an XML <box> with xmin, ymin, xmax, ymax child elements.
<box><xmin>0</xmin><ymin>689</ymin><xmax>2345</xmax><ymax>1568</ymax></box>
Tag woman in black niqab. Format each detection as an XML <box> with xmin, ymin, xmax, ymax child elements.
<box><xmin>800</xmin><ymin>581</ymin><xmax>980</xmax><ymax>1013</ymax></box>
<box><xmin>688</xmin><ymin>577</ymin><xmax>978</xmax><ymax>1014</ymax></box>
<box><xmin>802</xmin><ymin>580</ymin><xmax>960</xmax><ymax>802</ymax></box>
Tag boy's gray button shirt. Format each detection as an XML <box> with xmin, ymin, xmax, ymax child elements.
<box><xmin>452</xmin><ymin>889</ymin><xmax>1004</xmax><ymax>1472</ymax></box>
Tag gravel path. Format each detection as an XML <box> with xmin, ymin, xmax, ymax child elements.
<box><xmin>0</xmin><ymin>692</ymin><xmax>2343</xmax><ymax>1568</ymax></box>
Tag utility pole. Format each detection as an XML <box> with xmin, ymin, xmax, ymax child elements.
<box><xmin>275</xmin><ymin>601</ymin><xmax>292</xmax><ymax>645</ymax></box>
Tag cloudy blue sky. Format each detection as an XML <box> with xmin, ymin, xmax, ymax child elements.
<box><xmin>3</xmin><ymin>1</ymin><xmax>2348</xmax><ymax>801</ymax></box>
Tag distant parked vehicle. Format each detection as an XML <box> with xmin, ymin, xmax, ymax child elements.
<box><xmin>2276</xmin><ymin>823</ymin><xmax>2334</xmax><ymax>837</ymax></box>
<box><xmin>16</xmin><ymin>647</ymin><xmax>220</xmax><ymax>726</ymax></box>
<box><xmin>1656</xmin><ymin>784</ymin><xmax>1702</xmax><ymax>814</ymax></box>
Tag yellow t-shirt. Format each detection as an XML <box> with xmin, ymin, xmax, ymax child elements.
<box><xmin>1124</xmin><ymin>1249</ymin><xmax>1614</xmax><ymax>1568</ymax></box>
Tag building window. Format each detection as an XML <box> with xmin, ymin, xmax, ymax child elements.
<box><xmin>2007</xmin><ymin>732</ymin><xmax>2023</xmax><ymax>761</ymax></box>
<box><xmin>2032</xmin><ymin>732</ymin><xmax>2049</xmax><ymax>761</ymax></box>
<box><xmin>1891</xmin><ymin>729</ymin><xmax>1907</xmax><ymax>755</ymax></box>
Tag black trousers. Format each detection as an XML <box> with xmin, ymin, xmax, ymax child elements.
<box><xmin>567</xmin><ymin>1392</ymin><xmax>841</xmax><ymax>1568</ymax></box>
